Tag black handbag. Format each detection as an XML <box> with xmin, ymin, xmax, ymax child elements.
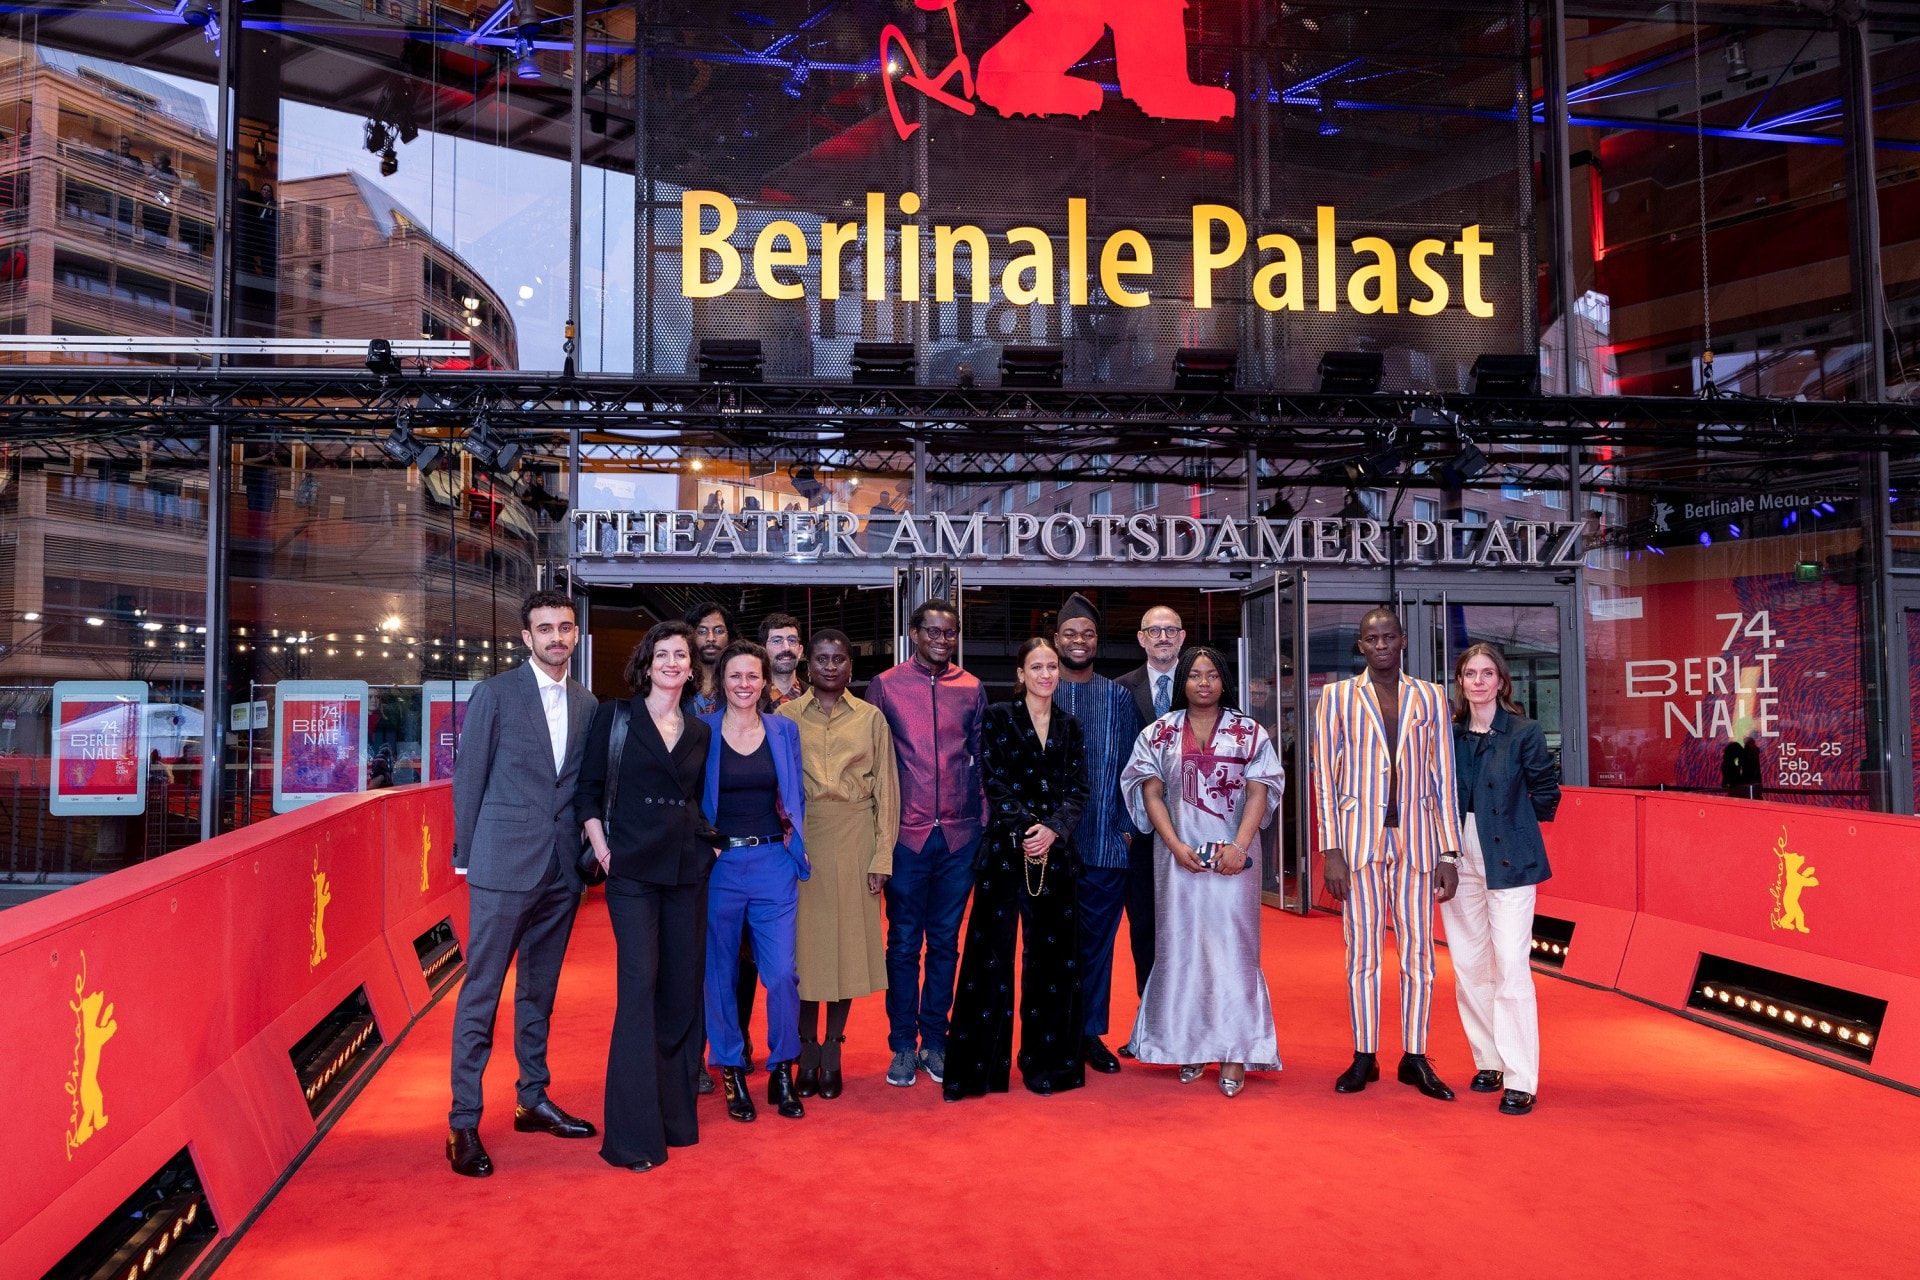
<box><xmin>576</xmin><ymin>701</ymin><xmax>631</xmax><ymax>888</ymax></box>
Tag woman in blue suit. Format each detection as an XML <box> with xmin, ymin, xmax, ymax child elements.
<box><xmin>700</xmin><ymin>639</ymin><xmax>811</xmax><ymax>1122</ymax></box>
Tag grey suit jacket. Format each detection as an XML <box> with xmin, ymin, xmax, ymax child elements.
<box><xmin>451</xmin><ymin>661</ymin><xmax>599</xmax><ymax>893</ymax></box>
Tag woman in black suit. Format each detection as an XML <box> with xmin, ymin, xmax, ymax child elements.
<box><xmin>1442</xmin><ymin>642</ymin><xmax>1561</xmax><ymax>1117</ymax></box>
<box><xmin>578</xmin><ymin>620</ymin><xmax>714</xmax><ymax>1171</ymax></box>
<box><xmin>944</xmin><ymin>636</ymin><xmax>1089</xmax><ymax>1101</ymax></box>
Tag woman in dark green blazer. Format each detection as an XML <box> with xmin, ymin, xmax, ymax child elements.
<box><xmin>1441</xmin><ymin>642</ymin><xmax>1560</xmax><ymax>1117</ymax></box>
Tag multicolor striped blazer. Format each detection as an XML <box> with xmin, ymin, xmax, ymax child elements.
<box><xmin>1310</xmin><ymin>671</ymin><xmax>1463</xmax><ymax>871</ymax></box>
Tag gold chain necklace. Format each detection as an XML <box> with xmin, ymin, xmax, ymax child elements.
<box><xmin>1024</xmin><ymin>852</ymin><xmax>1048</xmax><ymax>898</ymax></box>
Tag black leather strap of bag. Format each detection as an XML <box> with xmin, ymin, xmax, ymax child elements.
<box><xmin>603</xmin><ymin>700</ymin><xmax>631</xmax><ymax>836</ymax></box>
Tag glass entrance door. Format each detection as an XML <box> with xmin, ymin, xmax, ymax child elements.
<box><xmin>1240</xmin><ymin>571</ymin><xmax>1583</xmax><ymax>915</ymax></box>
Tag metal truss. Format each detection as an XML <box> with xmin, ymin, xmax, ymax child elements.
<box><xmin>3</xmin><ymin>368</ymin><xmax>1919</xmax><ymax>459</ymax></box>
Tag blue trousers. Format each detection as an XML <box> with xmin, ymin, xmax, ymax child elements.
<box><xmin>1075</xmin><ymin>866</ymin><xmax>1129</xmax><ymax>1037</ymax></box>
<box><xmin>704</xmin><ymin>845</ymin><xmax>800</xmax><ymax>1068</ymax></box>
<box><xmin>883</xmin><ymin>827</ymin><xmax>980</xmax><ymax>1053</ymax></box>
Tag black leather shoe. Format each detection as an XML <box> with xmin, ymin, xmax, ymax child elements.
<box><xmin>796</xmin><ymin>1038</ymin><xmax>820</xmax><ymax>1097</ymax></box>
<box><xmin>1025</xmin><ymin>1077</ymin><xmax>1055</xmax><ymax>1097</ymax></box>
<box><xmin>1470</xmin><ymin>1070</ymin><xmax>1505</xmax><ymax>1094</ymax></box>
<box><xmin>1499</xmin><ymin>1089</ymin><xmax>1536</xmax><ymax>1115</ymax></box>
<box><xmin>1116</xmin><ymin>1043</ymin><xmax>1136</xmax><ymax>1060</ymax></box>
<box><xmin>1334</xmin><ymin>1052</ymin><xmax>1380</xmax><ymax>1093</ymax></box>
<box><xmin>1397</xmin><ymin>1053</ymin><xmax>1456</xmax><ymax>1101</ymax></box>
<box><xmin>818</xmin><ymin>1034</ymin><xmax>845</xmax><ymax>1099</ymax></box>
<box><xmin>767</xmin><ymin>1062</ymin><xmax>805</xmax><ymax>1119</ymax></box>
<box><xmin>513</xmin><ymin>1099</ymin><xmax>597</xmax><ymax>1138</ymax></box>
<box><xmin>447</xmin><ymin>1128</ymin><xmax>493</xmax><ymax>1178</ymax></box>
<box><xmin>626</xmin><ymin>1159</ymin><xmax>658</xmax><ymax>1173</ymax></box>
<box><xmin>1083</xmin><ymin>1037</ymin><xmax>1122</xmax><ymax>1074</ymax></box>
<box><xmin>721</xmin><ymin>1066</ymin><xmax>757</xmax><ymax>1121</ymax></box>
<box><xmin>696</xmin><ymin>1068</ymin><xmax>716</xmax><ymax>1095</ymax></box>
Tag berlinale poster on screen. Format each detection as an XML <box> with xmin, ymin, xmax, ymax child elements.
<box><xmin>49</xmin><ymin>681</ymin><xmax>150</xmax><ymax>816</ymax></box>
<box><xmin>420</xmin><ymin>681</ymin><xmax>473</xmax><ymax>784</ymax></box>
<box><xmin>1586</xmin><ymin>566</ymin><xmax>1867</xmax><ymax>808</ymax></box>
<box><xmin>272</xmin><ymin>680</ymin><xmax>369</xmax><ymax>813</ymax></box>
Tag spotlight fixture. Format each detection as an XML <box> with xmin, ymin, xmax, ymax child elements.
<box><xmin>1316</xmin><ymin>350</ymin><xmax>1384</xmax><ymax>395</ymax></box>
<box><xmin>178</xmin><ymin>0</ymin><xmax>212</xmax><ymax>27</ymax></box>
<box><xmin>364</xmin><ymin>119</ymin><xmax>393</xmax><ymax>156</ymax></box>
<box><xmin>380</xmin><ymin>412</ymin><xmax>445</xmax><ymax>473</ymax></box>
<box><xmin>999</xmin><ymin>344</ymin><xmax>1065</xmax><ymax>388</ymax></box>
<box><xmin>1723</xmin><ymin>36</ymin><xmax>1750</xmax><ymax>83</ymax></box>
<box><xmin>1439</xmin><ymin>433</ymin><xmax>1490</xmax><ymax>490</ymax></box>
<box><xmin>697</xmin><ymin>338</ymin><xmax>764</xmax><ymax>383</ymax></box>
<box><xmin>365</xmin><ymin>338</ymin><xmax>403</xmax><ymax>379</ymax></box>
<box><xmin>850</xmin><ymin>341</ymin><xmax>916</xmax><ymax>386</ymax></box>
<box><xmin>1338</xmin><ymin>489</ymin><xmax>1369</xmax><ymax>519</ymax></box>
<box><xmin>379</xmin><ymin>145</ymin><xmax>398</xmax><ymax>177</ymax></box>
<box><xmin>1173</xmin><ymin>346</ymin><xmax>1238</xmax><ymax>392</ymax></box>
<box><xmin>463</xmin><ymin>410</ymin><xmax>524</xmax><ymax>473</ymax></box>
<box><xmin>782</xmin><ymin>56</ymin><xmax>811</xmax><ymax>99</ymax></box>
<box><xmin>513</xmin><ymin>36</ymin><xmax>541</xmax><ymax>81</ymax></box>
<box><xmin>789</xmin><ymin>464</ymin><xmax>825</xmax><ymax>503</ymax></box>
<box><xmin>1344</xmin><ymin>430</ymin><xmax>1402</xmax><ymax>483</ymax></box>
<box><xmin>1467</xmin><ymin>352</ymin><xmax>1539</xmax><ymax>396</ymax></box>
<box><xmin>1258</xmin><ymin>492</ymin><xmax>1295</xmax><ymax>520</ymax></box>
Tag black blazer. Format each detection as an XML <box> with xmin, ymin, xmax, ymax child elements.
<box><xmin>575</xmin><ymin>700</ymin><xmax>713</xmax><ymax>886</ymax></box>
<box><xmin>982</xmin><ymin>700</ymin><xmax>1089</xmax><ymax>870</ymax></box>
<box><xmin>1115</xmin><ymin>664</ymin><xmax>1159</xmax><ymax>728</ymax></box>
<box><xmin>1455</xmin><ymin>708</ymin><xmax>1560</xmax><ymax>890</ymax></box>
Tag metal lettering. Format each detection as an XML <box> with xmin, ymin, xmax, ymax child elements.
<box><xmin>1041</xmin><ymin>513</ymin><xmax>1088</xmax><ymax>559</ymax></box>
<box><xmin>1161</xmin><ymin>515</ymin><xmax>1206</xmax><ymax>562</ymax></box>
<box><xmin>822</xmin><ymin>510</ymin><xmax>865</xmax><ymax>557</ymax></box>
<box><xmin>1405</xmin><ymin>519</ymin><xmax>1437</xmax><ymax>564</ymax></box>
<box><xmin>1348</xmin><ymin>518</ymin><xmax>1387</xmax><ymax>565</ymax></box>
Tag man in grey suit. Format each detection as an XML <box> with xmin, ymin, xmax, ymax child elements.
<box><xmin>447</xmin><ymin>588</ymin><xmax>600</xmax><ymax>1177</ymax></box>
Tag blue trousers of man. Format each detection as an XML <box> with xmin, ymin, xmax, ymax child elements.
<box><xmin>704</xmin><ymin>845</ymin><xmax>800</xmax><ymax>1068</ymax></box>
<box><xmin>1075</xmin><ymin>866</ymin><xmax>1130</xmax><ymax>1037</ymax></box>
<box><xmin>883</xmin><ymin>827</ymin><xmax>980</xmax><ymax>1054</ymax></box>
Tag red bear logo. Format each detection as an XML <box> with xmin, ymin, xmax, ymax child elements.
<box><xmin>883</xmin><ymin>0</ymin><xmax>1234</xmax><ymax>140</ymax></box>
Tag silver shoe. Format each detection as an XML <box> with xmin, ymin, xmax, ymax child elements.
<box><xmin>1179</xmin><ymin>1063</ymin><xmax>1206</xmax><ymax>1083</ymax></box>
<box><xmin>1219</xmin><ymin>1075</ymin><xmax>1244</xmax><ymax>1098</ymax></box>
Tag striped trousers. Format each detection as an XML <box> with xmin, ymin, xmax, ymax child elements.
<box><xmin>1342</xmin><ymin>831</ymin><xmax>1436</xmax><ymax>1055</ymax></box>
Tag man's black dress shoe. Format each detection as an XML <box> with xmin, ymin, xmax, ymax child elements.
<box><xmin>696</xmin><ymin>1068</ymin><xmax>716</xmax><ymax>1096</ymax></box>
<box><xmin>513</xmin><ymin>1099</ymin><xmax>597</xmax><ymax>1138</ymax></box>
<box><xmin>1397</xmin><ymin>1053</ymin><xmax>1456</xmax><ymax>1101</ymax></box>
<box><xmin>1499</xmin><ymin>1089</ymin><xmax>1536</xmax><ymax>1115</ymax></box>
<box><xmin>767</xmin><ymin>1062</ymin><xmax>805</xmax><ymax>1119</ymax></box>
<box><xmin>1334</xmin><ymin>1052</ymin><xmax>1380</xmax><ymax>1093</ymax></box>
<box><xmin>1470</xmin><ymin>1070</ymin><xmax>1505</xmax><ymax>1094</ymax></box>
<box><xmin>1116</xmin><ymin>1043</ymin><xmax>1136</xmax><ymax>1060</ymax></box>
<box><xmin>627</xmin><ymin>1159</ymin><xmax>658</xmax><ymax>1173</ymax></box>
<box><xmin>1083</xmin><ymin>1037</ymin><xmax>1122</xmax><ymax>1074</ymax></box>
<box><xmin>722</xmin><ymin>1066</ymin><xmax>757</xmax><ymax>1121</ymax></box>
<box><xmin>447</xmin><ymin>1128</ymin><xmax>493</xmax><ymax>1178</ymax></box>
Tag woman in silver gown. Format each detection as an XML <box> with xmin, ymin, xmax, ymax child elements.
<box><xmin>1121</xmin><ymin>645</ymin><xmax>1286</xmax><ymax>1096</ymax></box>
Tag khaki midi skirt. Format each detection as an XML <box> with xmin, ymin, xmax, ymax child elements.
<box><xmin>796</xmin><ymin>797</ymin><xmax>889</xmax><ymax>1002</ymax></box>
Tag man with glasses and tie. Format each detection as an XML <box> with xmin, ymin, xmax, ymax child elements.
<box><xmin>1114</xmin><ymin>606</ymin><xmax>1184</xmax><ymax>1013</ymax></box>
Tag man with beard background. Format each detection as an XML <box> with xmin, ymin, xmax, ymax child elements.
<box><xmin>760</xmin><ymin>613</ymin><xmax>807</xmax><ymax>708</ymax></box>
<box><xmin>683</xmin><ymin>601</ymin><xmax>735</xmax><ymax>716</ymax></box>
<box><xmin>1051</xmin><ymin>593</ymin><xmax>1142</xmax><ymax>1075</ymax></box>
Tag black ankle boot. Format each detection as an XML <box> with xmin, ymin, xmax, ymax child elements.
<box><xmin>1334</xmin><ymin>1052</ymin><xmax>1380</xmax><ymax>1093</ymax></box>
<box><xmin>796</xmin><ymin>1038</ymin><xmax>820</xmax><ymax>1098</ymax></box>
<box><xmin>721</xmin><ymin>1066</ymin><xmax>756</xmax><ymax>1122</ymax></box>
<box><xmin>767</xmin><ymin>1062</ymin><xmax>806</xmax><ymax>1119</ymax></box>
<box><xmin>818</xmin><ymin>1034</ymin><xmax>845</xmax><ymax>1100</ymax></box>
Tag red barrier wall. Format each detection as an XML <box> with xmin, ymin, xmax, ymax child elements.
<box><xmin>0</xmin><ymin>782</ymin><xmax>460</xmax><ymax>1278</ymax></box>
<box><xmin>1540</xmin><ymin>789</ymin><xmax>1920</xmax><ymax>1089</ymax></box>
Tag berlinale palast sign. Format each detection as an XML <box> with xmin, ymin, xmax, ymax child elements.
<box><xmin>573</xmin><ymin>511</ymin><xmax>1583</xmax><ymax>570</ymax></box>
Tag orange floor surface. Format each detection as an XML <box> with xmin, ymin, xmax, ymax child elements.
<box><xmin>216</xmin><ymin>901</ymin><xmax>1920</xmax><ymax>1279</ymax></box>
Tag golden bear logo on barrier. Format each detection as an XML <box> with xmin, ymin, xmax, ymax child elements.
<box><xmin>63</xmin><ymin>951</ymin><xmax>116</xmax><ymax>1159</ymax></box>
<box><xmin>420</xmin><ymin>817</ymin><xmax>432</xmax><ymax>894</ymax></box>
<box><xmin>309</xmin><ymin>855</ymin><xmax>332</xmax><ymax>969</ymax></box>
<box><xmin>1769</xmin><ymin>828</ymin><xmax>1818</xmax><ymax>934</ymax></box>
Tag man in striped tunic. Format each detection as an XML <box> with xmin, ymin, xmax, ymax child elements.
<box><xmin>1311</xmin><ymin>607</ymin><xmax>1463</xmax><ymax>1101</ymax></box>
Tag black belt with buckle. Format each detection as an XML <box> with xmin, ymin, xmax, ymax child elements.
<box><xmin>724</xmin><ymin>834</ymin><xmax>784</xmax><ymax>848</ymax></box>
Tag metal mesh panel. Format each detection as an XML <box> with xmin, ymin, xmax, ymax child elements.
<box><xmin>638</xmin><ymin>0</ymin><xmax>1534</xmax><ymax>390</ymax></box>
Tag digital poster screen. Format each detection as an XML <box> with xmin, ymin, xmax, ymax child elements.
<box><xmin>272</xmin><ymin>680</ymin><xmax>370</xmax><ymax>813</ymax></box>
<box><xmin>49</xmin><ymin>681</ymin><xmax>150</xmax><ymax>816</ymax></box>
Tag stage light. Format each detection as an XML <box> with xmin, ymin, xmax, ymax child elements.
<box><xmin>463</xmin><ymin>410</ymin><xmax>524</xmax><ymax>472</ymax></box>
<box><xmin>364</xmin><ymin>119</ymin><xmax>393</xmax><ymax>155</ymax></box>
<box><xmin>379</xmin><ymin>145</ymin><xmax>398</xmax><ymax>177</ymax></box>
<box><xmin>1316</xmin><ymin>350</ymin><xmax>1383</xmax><ymax>394</ymax></box>
<box><xmin>1000</xmin><ymin>344</ymin><xmax>1066</xmax><ymax>388</ymax></box>
<box><xmin>1173</xmin><ymin>346</ymin><xmax>1238</xmax><ymax>391</ymax></box>
<box><xmin>86</xmin><ymin>616</ymin><xmax>104</xmax><ymax>627</ymax></box>
<box><xmin>1858</xmin><ymin>1032</ymin><xmax>1872</xmax><ymax>1047</ymax></box>
<box><xmin>1440</xmin><ymin>436</ymin><xmax>1489</xmax><ymax>490</ymax></box>
<box><xmin>698</xmin><ymin>338</ymin><xmax>764</xmax><ymax>383</ymax></box>
<box><xmin>365</xmin><ymin>338</ymin><xmax>403</xmax><ymax>379</ymax></box>
<box><xmin>1702</xmin><ymin>986</ymin><xmax>1717</xmax><ymax>1000</ymax></box>
<box><xmin>850</xmin><ymin>341</ymin><xmax>916</xmax><ymax>385</ymax></box>
<box><xmin>381</xmin><ymin>412</ymin><xmax>445</xmax><ymax>473</ymax></box>
<box><xmin>1338</xmin><ymin>489</ymin><xmax>1369</xmax><ymax>519</ymax></box>
<box><xmin>782</xmin><ymin>56</ymin><xmax>811</xmax><ymax>98</ymax></box>
<box><xmin>513</xmin><ymin>36</ymin><xmax>541</xmax><ymax>80</ymax></box>
<box><xmin>178</xmin><ymin>0</ymin><xmax>212</xmax><ymax>27</ymax></box>
<box><xmin>22</xmin><ymin>611</ymin><xmax>37</xmax><ymax>620</ymax></box>
<box><xmin>1467</xmin><ymin>353</ymin><xmax>1539</xmax><ymax>396</ymax></box>
<box><xmin>1344</xmin><ymin>431</ymin><xmax>1402</xmax><ymax>483</ymax></box>
<box><xmin>1724</xmin><ymin>37</ymin><xmax>1750</xmax><ymax>82</ymax></box>
<box><xmin>1259</xmin><ymin>493</ymin><xmax>1295</xmax><ymax>520</ymax></box>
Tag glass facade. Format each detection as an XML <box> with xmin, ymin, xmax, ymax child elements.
<box><xmin>2</xmin><ymin>2</ymin><xmax>1918</xmax><ymax>905</ymax></box>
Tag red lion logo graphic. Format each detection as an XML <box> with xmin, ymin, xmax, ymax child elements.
<box><xmin>883</xmin><ymin>0</ymin><xmax>1234</xmax><ymax>140</ymax></box>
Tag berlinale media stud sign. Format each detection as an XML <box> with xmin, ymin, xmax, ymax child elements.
<box><xmin>682</xmin><ymin>0</ymin><xmax>1501</xmax><ymax>319</ymax></box>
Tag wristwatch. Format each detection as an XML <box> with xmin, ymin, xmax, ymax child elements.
<box><xmin>1436</xmin><ymin>852</ymin><xmax>1461</xmax><ymax>866</ymax></box>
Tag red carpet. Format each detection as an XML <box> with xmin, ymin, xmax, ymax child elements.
<box><xmin>219</xmin><ymin>903</ymin><xmax>1920</xmax><ymax>1279</ymax></box>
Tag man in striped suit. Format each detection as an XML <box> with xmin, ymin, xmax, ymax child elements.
<box><xmin>1311</xmin><ymin>607</ymin><xmax>1462</xmax><ymax>1100</ymax></box>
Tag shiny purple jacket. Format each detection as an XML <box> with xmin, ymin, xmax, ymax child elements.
<box><xmin>866</xmin><ymin>656</ymin><xmax>988</xmax><ymax>854</ymax></box>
